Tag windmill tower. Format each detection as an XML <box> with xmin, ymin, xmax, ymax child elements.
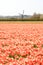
<box><xmin>19</xmin><ymin>10</ymin><xmax>24</xmax><ymax>20</ymax></box>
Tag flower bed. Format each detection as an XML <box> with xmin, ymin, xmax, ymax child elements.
<box><xmin>0</xmin><ymin>23</ymin><xmax>43</xmax><ymax>65</ymax></box>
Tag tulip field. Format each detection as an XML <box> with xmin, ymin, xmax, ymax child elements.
<box><xmin>0</xmin><ymin>22</ymin><xmax>43</xmax><ymax>65</ymax></box>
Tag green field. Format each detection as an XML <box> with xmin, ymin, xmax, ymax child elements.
<box><xmin>0</xmin><ymin>21</ymin><xmax>43</xmax><ymax>24</ymax></box>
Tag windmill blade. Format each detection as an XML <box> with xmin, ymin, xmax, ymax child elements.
<box><xmin>23</xmin><ymin>10</ymin><xmax>24</xmax><ymax>15</ymax></box>
<box><xmin>18</xmin><ymin>10</ymin><xmax>25</xmax><ymax>20</ymax></box>
<box><xmin>19</xmin><ymin>10</ymin><xmax>24</xmax><ymax>15</ymax></box>
<box><xmin>18</xmin><ymin>13</ymin><xmax>23</xmax><ymax>16</ymax></box>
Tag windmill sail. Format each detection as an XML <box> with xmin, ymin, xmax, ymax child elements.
<box><xmin>19</xmin><ymin>10</ymin><xmax>24</xmax><ymax>20</ymax></box>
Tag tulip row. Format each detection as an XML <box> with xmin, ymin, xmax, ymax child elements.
<box><xmin>0</xmin><ymin>24</ymin><xmax>43</xmax><ymax>65</ymax></box>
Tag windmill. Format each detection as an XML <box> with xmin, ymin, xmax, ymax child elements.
<box><xmin>19</xmin><ymin>10</ymin><xmax>24</xmax><ymax>20</ymax></box>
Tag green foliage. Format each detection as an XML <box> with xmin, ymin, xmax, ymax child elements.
<box><xmin>33</xmin><ymin>44</ymin><xmax>38</xmax><ymax>48</ymax></box>
<box><xmin>9</xmin><ymin>54</ymin><xmax>14</xmax><ymax>59</ymax></box>
<box><xmin>41</xmin><ymin>44</ymin><xmax>43</xmax><ymax>48</ymax></box>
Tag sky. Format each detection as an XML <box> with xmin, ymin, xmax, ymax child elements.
<box><xmin>0</xmin><ymin>0</ymin><xmax>43</xmax><ymax>16</ymax></box>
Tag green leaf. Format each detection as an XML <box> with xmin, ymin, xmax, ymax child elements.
<box><xmin>33</xmin><ymin>44</ymin><xmax>38</xmax><ymax>48</ymax></box>
<box><xmin>9</xmin><ymin>54</ymin><xmax>14</xmax><ymax>59</ymax></box>
<box><xmin>41</xmin><ymin>44</ymin><xmax>43</xmax><ymax>48</ymax></box>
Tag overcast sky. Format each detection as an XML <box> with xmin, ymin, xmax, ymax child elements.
<box><xmin>0</xmin><ymin>0</ymin><xmax>43</xmax><ymax>16</ymax></box>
